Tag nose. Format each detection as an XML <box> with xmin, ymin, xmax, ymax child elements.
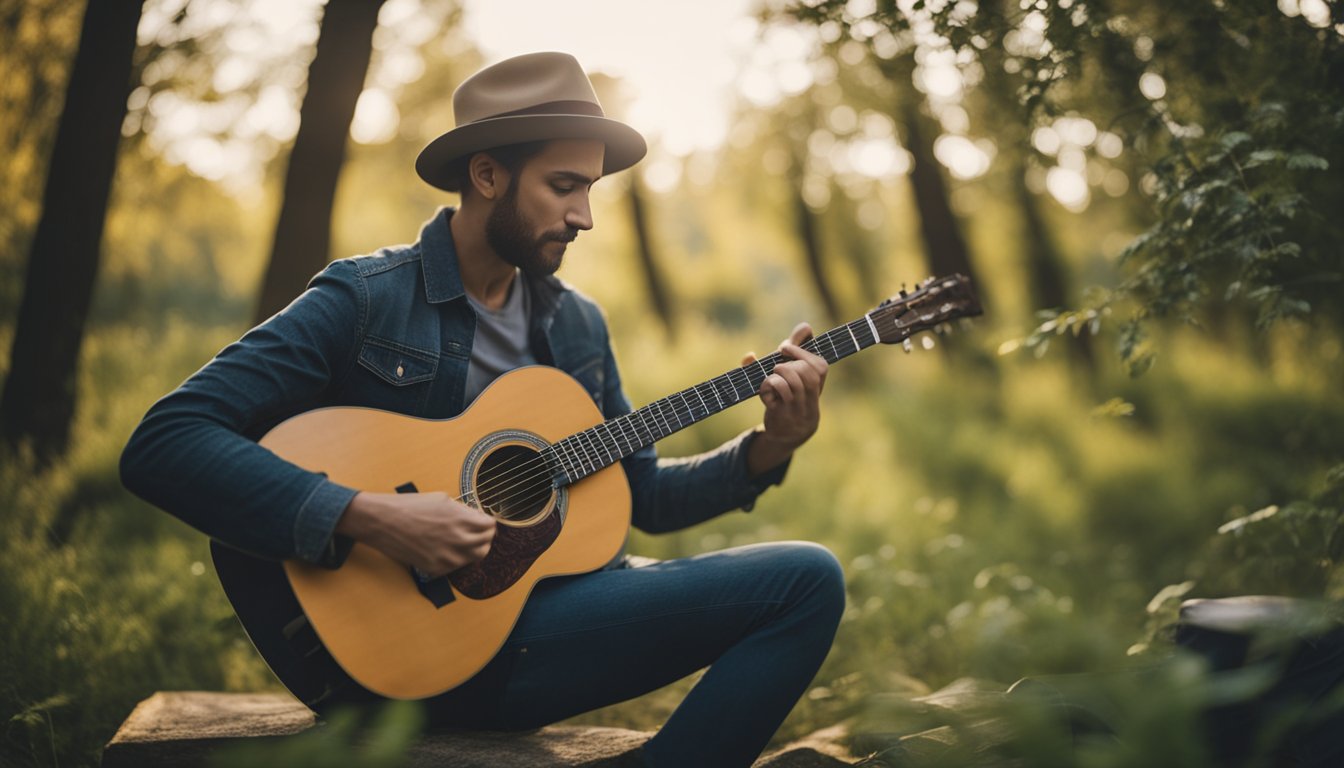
<box><xmin>565</xmin><ymin>192</ymin><xmax>594</xmax><ymax>232</ymax></box>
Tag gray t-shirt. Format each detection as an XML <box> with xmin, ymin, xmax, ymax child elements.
<box><xmin>464</xmin><ymin>270</ymin><xmax>537</xmax><ymax>405</ymax></box>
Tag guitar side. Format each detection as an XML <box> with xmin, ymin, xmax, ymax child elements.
<box><xmin>215</xmin><ymin>366</ymin><xmax>631</xmax><ymax>701</ymax></box>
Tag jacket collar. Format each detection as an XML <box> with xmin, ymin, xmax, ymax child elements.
<box><xmin>420</xmin><ymin>207</ymin><xmax>465</xmax><ymax>304</ymax></box>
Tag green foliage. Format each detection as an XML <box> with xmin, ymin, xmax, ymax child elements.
<box><xmin>1113</xmin><ymin>101</ymin><xmax>1340</xmax><ymax>347</ymax></box>
<box><xmin>1195</xmin><ymin>464</ymin><xmax>1344</xmax><ymax>598</ymax></box>
<box><xmin>0</xmin><ymin>323</ymin><xmax>274</xmax><ymax>768</ymax></box>
<box><xmin>212</xmin><ymin>702</ymin><xmax>425</xmax><ymax>768</ymax></box>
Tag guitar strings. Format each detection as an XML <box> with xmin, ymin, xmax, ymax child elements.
<box><xmin>461</xmin><ymin>322</ymin><xmax>883</xmax><ymax>515</ymax></box>
<box><xmin>463</xmin><ymin>314</ymin><xmax>896</xmax><ymax>515</ymax></box>
<box><xmin>458</xmin><ymin>332</ymin><xmax>849</xmax><ymax>515</ymax></box>
<box><xmin>462</xmin><ymin>351</ymin><xmax>784</xmax><ymax>513</ymax></box>
<box><xmin>457</xmin><ymin>286</ymin><xmax>965</xmax><ymax>520</ymax></box>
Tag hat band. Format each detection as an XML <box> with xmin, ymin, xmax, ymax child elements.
<box><xmin>472</xmin><ymin>99</ymin><xmax>606</xmax><ymax>123</ymax></box>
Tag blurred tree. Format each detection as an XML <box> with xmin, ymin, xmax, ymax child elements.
<box><xmin>626</xmin><ymin>176</ymin><xmax>679</xmax><ymax>338</ymax></box>
<box><xmin>0</xmin><ymin>0</ymin><xmax>145</xmax><ymax>463</ymax></box>
<box><xmin>788</xmin><ymin>153</ymin><xmax>844</xmax><ymax>324</ymax></box>
<box><xmin>0</xmin><ymin>0</ymin><xmax>85</xmax><ymax>321</ymax></box>
<box><xmin>588</xmin><ymin>73</ymin><xmax>679</xmax><ymax>338</ymax></box>
<box><xmin>887</xmin><ymin>67</ymin><xmax>980</xmax><ymax>287</ymax></box>
<box><xmin>252</xmin><ymin>0</ymin><xmax>386</xmax><ymax>324</ymax></box>
<box><xmin>964</xmin><ymin>0</ymin><xmax>1096</xmax><ymax>377</ymax></box>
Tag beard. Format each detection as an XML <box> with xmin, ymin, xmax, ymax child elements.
<box><xmin>484</xmin><ymin>184</ymin><xmax>577</xmax><ymax>277</ymax></box>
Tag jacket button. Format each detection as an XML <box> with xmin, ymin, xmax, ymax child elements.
<box><xmin>396</xmin><ymin>364</ymin><xmax>405</xmax><ymax>378</ymax></box>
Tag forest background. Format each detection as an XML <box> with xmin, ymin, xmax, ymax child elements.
<box><xmin>2</xmin><ymin>0</ymin><xmax>1342</xmax><ymax>766</ymax></box>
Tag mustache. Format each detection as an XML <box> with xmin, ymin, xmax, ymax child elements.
<box><xmin>546</xmin><ymin>229</ymin><xmax>579</xmax><ymax>244</ymax></box>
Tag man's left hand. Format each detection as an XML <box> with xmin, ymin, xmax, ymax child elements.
<box><xmin>742</xmin><ymin>322</ymin><xmax>828</xmax><ymax>477</ymax></box>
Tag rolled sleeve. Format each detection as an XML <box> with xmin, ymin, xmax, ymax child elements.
<box><xmin>120</xmin><ymin>260</ymin><xmax>366</xmax><ymax>564</ymax></box>
<box><xmin>293</xmin><ymin>478</ymin><xmax>360</xmax><ymax>565</ymax></box>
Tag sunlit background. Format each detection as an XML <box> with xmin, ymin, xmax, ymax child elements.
<box><xmin>3</xmin><ymin>0</ymin><xmax>1343</xmax><ymax>765</ymax></box>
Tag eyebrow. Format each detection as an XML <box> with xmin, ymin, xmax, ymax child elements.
<box><xmin>549</xmin><ymin>170</ymin><xmax>598</xmax><ymax>186</ymax></box>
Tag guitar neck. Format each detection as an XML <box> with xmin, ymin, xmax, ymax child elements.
<box><xmin>546</xmin><ymin>314</ymin><xmax>883</xmax><ymax>486</ymax></box>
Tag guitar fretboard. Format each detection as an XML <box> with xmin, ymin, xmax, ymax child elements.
<box><xmin>543</xmin><ymin>314</ymin><xmax>882</xmax><ymax>485</ymax></box>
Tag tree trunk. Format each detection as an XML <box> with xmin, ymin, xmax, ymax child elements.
<box><xmin>0</xmin><ymin>0</ymin><xmax>145</xmax><ymax>463</ymax></box>
<box><xmin>252</xmin><ymin>0</ymin><xmax>386</xmax><ymax>324</ymax></box>
<box><xmin>790</xmin><ymin>169</ymin><xmax>842</xmax><ymax>324</ymax></box>
<box><xmin>899</xmin><ymin>98</ymin><xmax>979</xmax><ymax>287</ymax></box>
<box><xmin>625</xmin><ymin>179</ymin><xmax>676</xmax><ymax>339</ymax></box>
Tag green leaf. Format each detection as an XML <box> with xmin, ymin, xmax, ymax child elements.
<box><xmin>1090</xmin><ymin>397</ymin><xmax>1136</xmax><ymax>419</ymax></box>
<box><xmin>1243</xmin><ymin>149</ymin><xmax>1285</xmax><ymax>169</ymax></box>
<box><xmin>1287</xmin><ymin>153</ymin><xmax>1329</xmax><ymax>171</ymax></box>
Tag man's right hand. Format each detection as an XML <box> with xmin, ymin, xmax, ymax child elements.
<box><xmin>335</xmin><ymin>490</ymin><xmax>496</xmax><ymax>578</ymax></box>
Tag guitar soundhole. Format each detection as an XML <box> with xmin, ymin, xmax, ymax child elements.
<box><xmin>475</xmin><ymin>444</ymin><xmax>554</xmax><ymax>526</ymax></box>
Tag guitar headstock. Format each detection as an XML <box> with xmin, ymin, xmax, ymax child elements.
<box><xmin>869</xmin><ymin>274</ymin><xmax>982</xmax><ymax>345</ymax></box>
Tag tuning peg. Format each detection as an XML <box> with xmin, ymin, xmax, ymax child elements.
<box><xmin>902</xmin><ymin>338</ymin><xmax>913</xmax><ymax>353</ymax></box>
<box><xmin>899</xmin><ymin>286</ymin><xmax>909</xmax><ymax>298</ymax></box>
<box><xmin>935</xmin><ymin>324</ymin><xmax>950</xmax><ymax>336</ymax></box>
<box><xmin>921</xmin><ymin>335</ymin><xmax>935</xmax><ymax>350</ymax></box>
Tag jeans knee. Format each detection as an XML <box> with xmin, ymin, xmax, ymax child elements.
<box><xmin>783</xmin><ymin>542</ymin><xmax>846</xmax><ymax>623</ymax></box>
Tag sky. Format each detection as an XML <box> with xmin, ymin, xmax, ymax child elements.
<box><xmin>459</xmin><ymin>0</ymin><xmax>815</xmax><ymax>157</ymax></box>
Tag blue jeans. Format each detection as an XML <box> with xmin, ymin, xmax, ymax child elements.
<box><xmin>419</xmin><ymin>541</ymin><xmax>846</xmax><ymax>767</ymax></box>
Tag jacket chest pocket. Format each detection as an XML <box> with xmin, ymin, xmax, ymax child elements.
<box><xmin>353</xmin><ymin>337</ymin><xmax>439</xmax><ymax>413</ymax></box>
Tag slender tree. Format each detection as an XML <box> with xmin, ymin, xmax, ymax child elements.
<box><xmin>788</xmin><ymin>160</ymin><xmax>842</xmax><ymax>325</ymax></box>
<box><xmin>625</xmin><ymin>177</ymin><xmax>677</xmax><ymax>339</ymax></box>
<box><xmin>1</xmin><ymin>0</ymin><xmax>146</xmax><ymax>463</ymax></box>
<box><xmin>893</xmin><ymin>92</ymin><xmax>979</xmax><ymax>287</ymax></box>
<box><xmin>252</xmin><ymin>0</ymin><xmax>386</xmax><ymax>324</ymax></box>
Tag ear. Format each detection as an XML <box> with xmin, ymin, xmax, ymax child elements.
<box><xmin>466</xmin><ymin>152</ymin><xmax>508</xmax><ymax>201</ymax></box>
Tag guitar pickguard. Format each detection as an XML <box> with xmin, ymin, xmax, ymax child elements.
<box><xmin>448</xmin><ymin>511</ymin><xmax>562</xmax><ymax>599</ymax></box>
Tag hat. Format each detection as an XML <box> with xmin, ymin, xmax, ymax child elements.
<box><xmin>415</xmin><ymin>52</ymin><xmax>647</xmax><ymax>192</ymax></box>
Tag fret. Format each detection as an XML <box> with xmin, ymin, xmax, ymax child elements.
<box><xmin>705</xmin><ymin>380</ymin><xmax>725</xmax><ymax>411</ymax></box>
<box><xmin>565</xmin><ymin>435</ymin><xmax>592</xmax><ymax>476</ymax></box>
<box><xmin>712</xmin><ymin>376</ymin><xmax>737</xmax><ymax>408</ymax></box>
<box><xmin>596</xmin><ymin>422</ymin><xmax>622</xmax><ymax>459</ymax></box>
<box><xmin>677</xmin><ymin>390</ymin><xmax>700</xmax><ymax>421</ymax></box>
<box><xmin>730</xmin><ymin>368</ymin><xmax>756</xmax><ymax>399</ymax></box>
<box><xmin>577</xmin><ymin>428</ymin><xmax>605</xmax><ymax>468</ymax></box>
<box><xmin>554</xmin><ymin>439</ymin><xmax>576</xmax><ymax>479</ymax></box>
<box><xmin>619</xmin><ymin>414</ymin><xmax>642</xmax><ymax>448</ymax></box>
<box><xmin>691</xmin><ymin>386</ymin><xmax>710</xmax><ymax>417</ymax></box>
<box><xmin>633</xmin><ymin>410</ymin><xmax>656</xmax><ymax>444</ymax></box>
<box><xmin>646</xmin><ymin>400</ymin><xmax>671</xmax><ymax>439</ymax></box>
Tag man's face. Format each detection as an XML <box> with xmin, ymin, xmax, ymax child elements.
<box><xmin>485</xmin><ymin>139</ymin><xmax>605</xmax><ymax>277</ymax></box>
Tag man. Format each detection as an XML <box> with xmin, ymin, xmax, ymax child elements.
<box><xmin>121</xmin><ymin>52</ymin><xmax>844</xmax><ymax>767</ymax></box>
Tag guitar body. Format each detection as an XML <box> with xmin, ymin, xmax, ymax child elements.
<box><xmin>213</xmin><ymin>366</ymin><xmax>631</xmax><ymax>701</ymax></box>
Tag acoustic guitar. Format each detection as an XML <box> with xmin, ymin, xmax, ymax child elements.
<box><xmin>211</xmin><ymin>274</ymin><xmax>981</xmax><ymax>704</ymax></box>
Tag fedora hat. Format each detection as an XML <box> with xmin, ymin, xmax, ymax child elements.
<box><xmin>415</xmin><ymin>52</ymin><xmax>647</xmax><ymax>192</ymax></box>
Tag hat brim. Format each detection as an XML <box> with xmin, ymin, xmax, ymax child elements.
<box><xmin>415</xmin><ymin>114</ymin><xmax>647</xmax><ymax>192</ymax></box>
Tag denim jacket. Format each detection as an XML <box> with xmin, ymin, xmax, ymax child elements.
<box><xmin>121</xmin><ymin>208</ymin><xmax>786</xmax><ymax>565</ymax></box>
